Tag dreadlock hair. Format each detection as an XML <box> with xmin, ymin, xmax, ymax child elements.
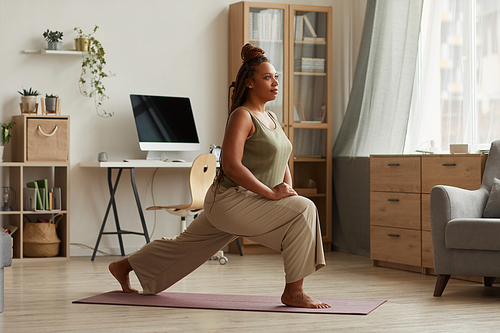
<box><xmin>228</xmin><ymin>43</ymin><xmax>269</xmax><ymax>115</ymax></box>
<box><xmin>212</xmin><ymin>43</ymin><xmax>269</xmax><ymax>200</ymax></box>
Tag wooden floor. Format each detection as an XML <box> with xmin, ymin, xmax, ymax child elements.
<box><xmin>2</xmin><ymin>251</ymin><xmax>500</xmax><ymax>332</ymax></box>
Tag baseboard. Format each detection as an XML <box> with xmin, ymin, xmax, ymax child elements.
<box><xmin>69</xmin><ymin>245</ymin><xmax>142</xmax><ymax>257</ymax></box>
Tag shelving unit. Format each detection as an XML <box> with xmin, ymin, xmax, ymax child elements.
<box><xmin>0</xmin><ymin>115</ymin><xmax>70</xmax><ymax>261</ymax></box>
<box><xmin>228</xmin><ymin>2</ymin><xmax>332</xmax><ymax>254</ymax></box>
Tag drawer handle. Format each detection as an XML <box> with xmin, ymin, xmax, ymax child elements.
<box><xmin>387</xmin><ymin>198</ymin><xmax>400</xmax><ymax>202</ymax></box>
<box><xmin>387</xmin><ymin>163</ymin><xmax>400</xmax><ymax>166</ymax></box>
<box><xmin>37</xmin><ymin>125</ymin><xmax>59</xmax><ymax>137</ymax></box>
<box><xmin>388</xmin><ymin>234</ymin><xmax>400</xmax><ymax>237</ymax></box>
<box><xmin>442</xmin><ymin>163</ymin><xmax>456</xmax><ymax>166</ymax></box>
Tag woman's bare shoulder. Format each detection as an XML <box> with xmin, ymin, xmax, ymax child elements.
<box><xmin>228</xmin><ymin>107</ymin><xmax>252</xmax><ymax>123</ymax></box>
<box><xmin>226</xmin><ymin>107</ymin><xmax>254</xmax><ymax>137</ymax></box>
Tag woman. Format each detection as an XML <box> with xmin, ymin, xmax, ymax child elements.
<box><xmin>109</xmin><ymin>44</ymin><xmax>330</xmax><ymax>309</ymax></box>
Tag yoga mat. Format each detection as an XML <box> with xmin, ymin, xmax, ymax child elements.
<box><xmin>74</xmin><ymin>291</ymin><xmax>386</xmax><ymax>315</ymax></box>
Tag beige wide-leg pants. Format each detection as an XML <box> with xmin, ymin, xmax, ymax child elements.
<box><xmin>128</xmin><ymin>184</ymin><xmax>326</xmax><ymax>295</ymax></box>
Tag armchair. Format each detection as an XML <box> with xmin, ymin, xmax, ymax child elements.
<box><xmin>0</xmin><ymin>232</ymin><xmax>12</xmax><ymax>312</ymax></box>
<box><xmin>431</xmin><ymin>140</ymin><xmax>500</xmax><ymax>296</ymax></box>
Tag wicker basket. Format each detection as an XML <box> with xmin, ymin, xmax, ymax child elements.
<box><xmin>23</xmin><ymin>213</ymin><xmax>62</xmax><ymax>257</ymax></box>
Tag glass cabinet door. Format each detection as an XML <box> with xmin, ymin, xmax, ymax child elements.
<box><xmin>291</xmin><ymin>10</ymin><xmax>328</xmax><ymax>124</ymax></box>
<box><xmin>288</xmin><ymin>7</ymin><xmax>331</xmax><ymax>238</ymax></box>
<box><xmin>248</xmin><ymin>7</ymin><xmax>286</xmax><ymax>123</ymax></box>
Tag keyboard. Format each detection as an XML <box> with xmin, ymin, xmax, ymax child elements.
<box><xmin>123</xmin><ymin>159</ymin><xmax>167</xmax><ymax>162</ymax></box>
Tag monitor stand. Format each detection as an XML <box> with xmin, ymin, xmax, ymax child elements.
<box><xmin>146</xmin><ymin>151</ymin><xmax>168</xmax><ymax>161</ymax></box>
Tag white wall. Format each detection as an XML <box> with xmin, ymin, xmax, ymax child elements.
<box><xmin>0</xmin><ymin>0</ymin><xmax>364</xmax><ymax>257</ymax></box>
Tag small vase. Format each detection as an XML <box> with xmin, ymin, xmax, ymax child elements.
<box><xmin>47</xmin><ymin>41</ymin><xmax>62</xmax><ymax>50</ymax></box>
<box><xmin>75</xmin><ymin>38</ymin><xmax>89</xmax><ymax>52</ymax></box>
<box><xmin>0</xmin><ymin>146</ymin><xmax>4</xmax><ymax>162</ymax></box>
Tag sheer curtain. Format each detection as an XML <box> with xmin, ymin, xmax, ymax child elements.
<box><xmin>405</xmin><ymin>0</ymin><xmax>500</xmax><ymax>154</ymax></box>
<box><xmin>332</xmin><ymin>0</ymin><xmax>423</xmax><ymax>255</ymax></box>
<box><xmin>333</xmin><ymin>0</ymin><xmax>423</xmax><ymax>157</ymax></box>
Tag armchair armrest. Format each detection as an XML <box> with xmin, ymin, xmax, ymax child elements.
<box><xmin>0</xmin><ymin>232</ymin><xmax>12</xmax><ymax>268</ymax></box>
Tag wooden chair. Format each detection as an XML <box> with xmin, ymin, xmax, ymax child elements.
<box><xmin>146</xmin><ymin>153</ymin><xmax>242</xmax><ymax>262</ymax></box>
<box><xmin>147</xmin><ymin>153</ymin><xmax>217</xmax><ymax>233</ymax></box>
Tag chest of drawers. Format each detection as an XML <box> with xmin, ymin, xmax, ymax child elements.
<box><xmin>370</xmin><ymin>154</ymin><xmax>487</xmax><ymax>273</ymax></box>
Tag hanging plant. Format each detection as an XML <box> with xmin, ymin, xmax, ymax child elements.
<box><xmin>74</xmin><ymin>25</ymin><xmax>115</xmax><ymax>117</ymax></box>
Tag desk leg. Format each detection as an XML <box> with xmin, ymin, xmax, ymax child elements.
<box><xmin>91</xmin><ymin>168</ymin><xmax>124</xmax><ymax>261</ymax></box>
<box><xmin>111</xmin><ymin>169</ymin><xmax>126</xmax><ymax>257</ymax></box>
<box><xmin>130</xmin><ymin>168</ymin><xmax>150</xmax><ymax>243</ymax></box>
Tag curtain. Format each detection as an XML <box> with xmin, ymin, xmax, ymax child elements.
<box><xmin>332</xmin><ymin>0</ymin><xmax>423</xmax><ymax>255</ymax></box>
<box><xmin>404</xmin><ymin>0</ymin><xmax>500</xmax><ymax>154</ymax></box>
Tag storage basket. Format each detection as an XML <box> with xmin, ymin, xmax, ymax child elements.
<box><xmin>23</xmin><ymin>213</ymin><xmax>62</xmax><ymax>257</ymax></box>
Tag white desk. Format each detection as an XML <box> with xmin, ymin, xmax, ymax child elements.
<box><xmin>80</xmin><ymin>161</ymin><xmax>192</xmax><ymax>260</ymax></box>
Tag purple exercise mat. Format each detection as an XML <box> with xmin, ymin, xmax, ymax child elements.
<box><xmin>74</xmin><ymin>291</ymin><xmax>386</xmax><ymax>315</ymax></box>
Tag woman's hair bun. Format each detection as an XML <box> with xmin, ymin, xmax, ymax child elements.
<box><xmin>241</xmin><ymin>43</ymin><xmax>265</xmax><ymax>63</ymax></box>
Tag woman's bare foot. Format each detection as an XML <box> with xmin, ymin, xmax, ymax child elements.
<box><xmin>281</xmin><ymin>279</ymin><xmax>331</xmax><ymax>309</ymax></box>
<box><xmin>108</xmin><ymin>258</ymin><xmax>139</xmax><ymax>293</ymax></box>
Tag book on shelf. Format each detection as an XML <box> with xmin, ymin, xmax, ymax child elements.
<box><xmin>35</xmin><ymin>179</ymin><xmax>49</xmax><ymax>210</ymax></box>
<box><xmin>301</xmin><ymin>57</ymin><xmax>325</xmax><ymax>73</ymax></box>
<box><xmin>303</xmin><ymin>37</ymin><xmax>326</xmax><ymax>43</ymax></box>
<box><xmin>302</xmin><ymin>15</ymin><xmax>317</xmax><ymax>38</ymax></box>
<box><xmin>26</xmin><ymin>181</ymin><xmax>43</xmax><ymax>210</ymax></box>
<box><xmin>50</xmin><ymin>187</ymin><xmax>62</xmax><ymax>210</ymax></box>
<box><xmin>295</xmin><ymin>15</ymin><xmax>304</xmax><ymax>41</ymax></box>
<box><xmin>24</xmin><ymin>184</ymin><xmax>61</xmax><ymax>211</ymax></box>
<box><xmin>249</xmin><ymin>10</ymin><xmax>282</xmax><ymax>41</ymax></box>
<box><xmin>295</xmin><ymin>187</ymin><xmax>318</xmax><ymax>195</ymax></box>
<box><xmin>23</xmin><ymin>188</ymin><xmax>37</xmax><ymax>211</ymax></box>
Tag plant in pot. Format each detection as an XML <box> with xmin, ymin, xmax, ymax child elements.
<box><xmin>43</xmin><ymin>29</ymin><xmax>63</xmax><ymax>51</ymax></box>
<box><xmin>45</xmin><ymin>94</ymin><xmax>59</xmax><ymax>112</ymax></box>
<box><xmin>74</xmin><ymin>25</ymin><xmax>115</xmax><ymax>117</ymax></box>
<box><xmin>0</xmin><ymin>121</ymin><xmax>16</xmax><ymax>162</ymax></box>
<box><xmin>18</xmin><ymin>87</ymin><xmax>40</xmax><ymax>114</ymax></box>
<box><xmin>74</xmin><ymin>27</ymin><xmax>90</xmax><ymax>52</ymax></box>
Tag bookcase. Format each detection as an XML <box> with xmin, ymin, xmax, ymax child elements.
<box><xmin>0</xmin><ymin>115</ymin><xmax>70</xmax><ymax>261</ymax></box>
<box><xmin>228</xmin><ymin>2</ymin><xmax>332</xmax><ymax>254</ymax></box>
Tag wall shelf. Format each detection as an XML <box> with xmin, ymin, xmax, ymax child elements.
<box><xmin>23</xmin><ymin>49</ymin><xmax>85</xmax><ymax>55</ymax></box>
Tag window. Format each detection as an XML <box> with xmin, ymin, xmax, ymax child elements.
<box><xmin>405</xmin><ymin>0</ymin><xmax>500</xmax><ymax>153</ymax></box>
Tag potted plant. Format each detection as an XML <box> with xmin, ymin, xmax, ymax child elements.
<box><xmin>74</xmin><ymin>26</ymin><xmax>115</xmax><ymax>117</ymax></box>
<box><xmin>43</xmin><ymin>29</ymin><xmax>63</xmax><ymax>50</ymax></box>
<box><xmin>1</xmin><ymin>121</ymin><xmax>16</xmax><ymax>162</ymax></box>
<box><xmin>74</xmin><ymin>28</ymin><xmax>89</xmax><ymax>52</ymax></box>
<box><xmin>18</xmin><ymin>87</ymin><xmax>40</xmax><ymax>114</ymax></box>
<box><xmin>45</xmin><ymin>94</ymin><xmax>59</xmax><ymax>112</ymax></box>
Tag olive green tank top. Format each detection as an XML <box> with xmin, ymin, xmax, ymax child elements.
<box><xmin>220</xmin><ymin>107</ymin><xmax>292</xmax><ymax>189</ymax></box>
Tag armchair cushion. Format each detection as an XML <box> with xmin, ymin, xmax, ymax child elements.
<box><xmin>446</xmin><ymin>218</ymin><xmax>500</xmax><ymax>250</ymax></box>
<box><xmin>483</xmin><ymin>178</ymin><xmax>500</xmax><ymax>217</ymax></box>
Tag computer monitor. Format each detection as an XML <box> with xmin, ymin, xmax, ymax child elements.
<box><xmin>130</xmin><ymin>94</ymin><xmax>201</xmax><ymax>160</ymax></box>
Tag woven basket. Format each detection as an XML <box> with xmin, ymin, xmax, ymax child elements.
<box><xmin>23</xmin><ymin>213</ymin><xmax>62</xmax><ymax>257</ymax></box>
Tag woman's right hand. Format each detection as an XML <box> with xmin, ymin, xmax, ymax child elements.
<box><xmin>271</xmin><ymin>182</ymin><xmax>297</xmax><ymax>200</ymax></box>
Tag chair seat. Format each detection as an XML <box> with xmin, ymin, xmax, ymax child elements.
<box><xmin>147</xmin><ymin>204</ymin><xmax>203</xmax><ymax>217</ymax></box>
<box><xmin>446</xmin><ymin>218</ymin><xmax>500</xmax><ymax>251</ymax></box>
<box><xmin>147</xmin><ymin>204</ymin><xmax>194</xmax><ymax>210</ymax></box>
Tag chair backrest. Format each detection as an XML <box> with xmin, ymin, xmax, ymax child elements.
<box><xmin>188</xmin><ymin>153</ymin><xmax>217</xmax><ymax>210</ymax></box>
<box><xmin>481</xmin><ymin>140</ymin><xmax>500</xmax><ymax>192</ymax></box>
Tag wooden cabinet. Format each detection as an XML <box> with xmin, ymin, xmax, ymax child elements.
<box><xmin>228</xmin><ymin>2</ymin><xmax>332</xmax><ymax>254</ymax></box>
<box><xmin>0</xmin><ymin>115</ymin><xmax>70</xmax><ymax>261</ymax></box>
<box><xmin>370</xmin><ymin>154</ymin><xmax>487</xmax><ymax>273</ymax></box>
